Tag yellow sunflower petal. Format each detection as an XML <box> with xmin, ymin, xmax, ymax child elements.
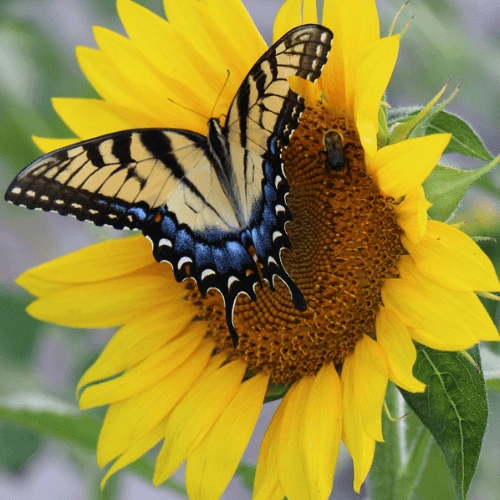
<box><xmin>76</xmin><ymin>305</ymin><xmax>198</xmax><ymax>394</ymax></box>
<box><xmin>321</xmin><ymin>0</ymin><xmax>380</xmax><ymax>115</ymax></box>
<box><xmin>302</xmin><ymin>363</ymin><xmax>342</xmax><ymax>499</ymax></box>
<box><xmin>395</xmin><ymin>186</ymin><xmax>432</xmax><ymax>244</ymax></box>
<box><xmin>301</xmin><ymin>0</ymin><xmax>318</xmax><ymax>24</ymax></box>
<box><xmin>204</xmin><ymin>0</ymin><xmax>267</xmax><ymax>72</ymax></box>
<box><xmin>117</xmin><ymin>0</ymin><xmax>215</xmax><ymax>118</ymax></box>
<box><xmin>153</xmin><ymin>359</ymin><xmax>246</xmax><ymax>485</ymax></box>
<box><xmin>352</xmin><ymin>335</ymin><xmax>387</xmax><ymax>442</ymax></box>
<box><xmin>276</xmin><ymin>364</ymin><xmax>342</xmax><ymax>500</ymax></box>
<box><xmin>369</xmin><ymin>134</ymin><xmax>451</xmax><ymax>199</ymax></box>
<box><xmin>277</xmin><ymin>375</ymin><xmax>314</xmax><ymax>499</ymax></box>
<box><xmin>398</xmin><ymin>255</ymin><xmax>500</xmax><ymax>342</ymax></box>
<box><xmin>382</xmin><ymin>277</ymin><xmax>479</xmax><ymax>350</ymax></box>
<box><xmin>79</xmin><ymin>324</ymin><xmax>206</xmax><ymax>409</ymax></box>
<box><xmin>75</xmin><ymin>45</ymin><xmax>162</xmax><ymax>123</ymax></box>
<box><xmin>32</xmin><ymin>136</ymin><xmax>80</xmax><ymax>154</ymax></box>
<box><xmin>355</xmin><ymin>35</ymin><xmax>399</xmax><ymax>161</ymax></box>
<box><xmin>186</xmin><ymin>373</ymin><xmax>269</xmax><ymax>500</ymax></box>
<box><xmin>253</xmin><ymin>401</ymin><xmax>287</xmax><ymax>500</ymax></box>
<box><xmin>341</xmin><ymin>354</ymin><xmax>376</xmax><ymax>493</ymax></box>
<box><xmin>273</xmin><ymin>0</ymin><xmax>318</xmax><ymax>41</ymax></box>
<box><xmin>376</xmin><ymin>306</ymin><xmax>426</xmax><ymax>392</ymax></box>
<box><xmin>93</xmin><ymin>26</ymin><xmax>202</xmax><ymax>127</ymax></box>
<box><xmin>97</xmin><ymin>339</ymin><xmax>213</xmax><ymax>467</ymax></box>
<box><xmin>162</xmin><ymin>0</ymin><xmax>243</xmax><ymax>89</ymax></box>
<box><xmin>15</xmin><ymin>275</ymin><xmax>70</xmax><ymax>299</ymax></box>
<box><xmin>101</xmin><ymin>422</ymin><xmax>165</xmax><ymax>487</ymax></box>
<box><xmin>26</xmin><ymin>269</ymin><xmax>187</xmax><ymax>328</ymax></box>
<box><xmin>184</xmin><ymin>2</ymin><xmax>260</xmax><ymax>119</ymax></box>
<box><xmin>402</xmin><ymin>220</ymin><xmax>500</xmax><ymax>291</ymax></box>
<box><xmin>51</xmin><ymin>98</ymin><xmax>156</xmax><ymax>139</ymax></box>
<box><xmin>17</xmin><ymin>236</ymin><xmax>154</xmax><ymax>286</ymax></box>
<box><xmin>305</xmin><ymin>364</ymin><xmax>344</xmax><ymax>499</ymax></box>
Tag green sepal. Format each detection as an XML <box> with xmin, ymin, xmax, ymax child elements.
<box><xmin>389</xmin><ymin>81</ymin><xmax>457</xmax><ymax>144</ymax></box>
<box><xmin>423</xmin><ymin>156</ymin><xmax>500</xmax><ymax>221</ymax></box>
<box><xmin>386</xmin><ymin>106</ymin><xmax>418</xmax><ymax>123</ymax></box>
<box><xmin>400</xmin><ymin>344</ymin><xmax>488</xmax><ymax>500</ymax></box>
<box><xmin>377</xmin><ymin>102</ymin><xmax>389</xmax><ymax>148</ymax></box>
<box><xmin>264</xmin><ymin>382</ymin><xmax>290</xmax><ymax>403</ymax></box>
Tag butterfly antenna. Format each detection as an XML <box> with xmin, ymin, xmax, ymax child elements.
<box><xmin>167</xmin><ymin>98</ymin><xmax>209</xmax><ymax>121</ymax></box>
<box><xmin>211</xmin><ymin>70</ymin><xmax>231</xmax><ymax>119</ymax></box>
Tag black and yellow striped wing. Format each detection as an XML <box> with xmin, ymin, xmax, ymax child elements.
<box><xmin>5</xmin><ymin>24</ymin><xmax>333</xmax><ymax>346</ymax></box>
<box><xmin>6</xmin><ymin>128</ymin><xmax>240</xmax><ymax>232</ymax></box>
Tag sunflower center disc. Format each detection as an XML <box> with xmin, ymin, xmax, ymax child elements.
<box><xmin>188</xmin><ymin>104</ymin><xmax>406</xmax><ymax>386</ymax></box>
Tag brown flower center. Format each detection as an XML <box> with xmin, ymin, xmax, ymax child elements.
<box><xmin>188</xmin><ymin>103</ymin><xmax>405</xmax><ymax>386</ymax></box>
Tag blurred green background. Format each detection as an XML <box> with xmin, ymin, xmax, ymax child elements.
<box><xmin>0</xmin><ymin>0</ymin><xmax>499</xmax><ymax>499</ymax></box>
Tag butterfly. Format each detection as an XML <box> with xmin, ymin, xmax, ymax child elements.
<box><xmin>5</xmin><ymin>24</ymin><xmax>333</xmax><ymax>346</ymax></box>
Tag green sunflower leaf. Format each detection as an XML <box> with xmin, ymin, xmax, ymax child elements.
<box><xmin>423</xmin><ymin>156</ymin><xmax>500</xmax><ymax>221</ymax></box>
<box><xmin>426</xmin><ymin>111</ymin><xmax>494</xmax><ymax>162</ymax></box>
<box><xmin>388</xmin><ymin>108</ymin><xmax>494</xmax><ymax>161</ymax></box>
<box><xmin>0</xmin><ymin>392</ymin><xmax>186</xmax><ymax>494</ymax></box>
<box><xmin>400</xmin><ymin>345</ymin><xmax>487</xmax><ymax>500</ymax></box>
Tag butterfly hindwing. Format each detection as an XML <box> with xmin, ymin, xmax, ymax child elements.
<box><xmin>5</xmin><ymin>24</ymin><xmax>333</xmax><ymax>346</ymax></box>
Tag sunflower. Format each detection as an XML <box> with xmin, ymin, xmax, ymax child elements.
<box><xmin>13</xmin><ymin>0</ymin><xmax>500</xmax><ymax>498</ymax></box>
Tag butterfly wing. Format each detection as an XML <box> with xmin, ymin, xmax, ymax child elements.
<box><xmin>5</xmin><ymin>129</ymin><xmax>228</xmax><ymax>229</ymax></box>
<box><xmin>5</xmin><ymin>128</ymin><xmax>262</xmax><ymax>332</ymax></box>
<box><xmin>226</xmin><ymin>24</ymin><xmax>333</xmax><ymax>159</ymax></box>
<box><xmin>223</xmin><ymin>24</ymin><xmax>333</xmax><ymax>309</ymax></box>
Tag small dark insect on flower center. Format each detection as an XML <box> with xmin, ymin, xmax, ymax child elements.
<box><xmin>187</xmin><ymin>102</ymin><xmax>405</xmax><ymax>386</ymax></box>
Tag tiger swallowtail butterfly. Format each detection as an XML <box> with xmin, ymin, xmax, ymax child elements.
<box><xmin>5</xmin><ymin>24</ymin><xmax>333</xmax><ymax>346</ymax></box>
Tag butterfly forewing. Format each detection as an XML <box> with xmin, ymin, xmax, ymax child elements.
<box><xmin>226</xmin><ymin>25</ymin><xmax>333</xmax><ymax>158</ymax></box>
<box><xmin>5</xmin><ymin>24</ymin><xmax>333</xmax><ymax>346</ymax></box>
<box><xmin>225</xmin><ymin>24</ymin><xmax>332</xmax><ymax>232</ymax></box>
<box><xmin>6</xmin><ymin>129</ymin><xmax>238</xmax><ymax>231</ymax></box>
<box><xmin>223</xmin><ymin>25</ymin><xmax>333</xmax><ymax>309</ymax></box>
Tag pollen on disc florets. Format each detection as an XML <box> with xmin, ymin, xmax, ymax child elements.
<box><xmin>188</xmin><ymin>102</ymin><xmax>406</xmax><ymax>386</ymax></box>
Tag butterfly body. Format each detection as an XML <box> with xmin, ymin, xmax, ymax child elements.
<box><xmin>5</xmin><ymin>25</ymin><xmax>333</xmax><ymax>346</ymax></box>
